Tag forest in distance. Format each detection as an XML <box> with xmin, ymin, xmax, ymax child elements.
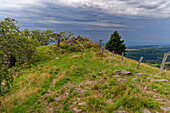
<box><xmin>126</xmin><ymin>45</ymin><xmax>170</xmax><ymax>69</ymax></box>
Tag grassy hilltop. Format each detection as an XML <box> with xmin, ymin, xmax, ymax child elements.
<box><xmin>0</xmin><ymin>39</ymin><xmax>170</xmax><ymax>113</ymax></box>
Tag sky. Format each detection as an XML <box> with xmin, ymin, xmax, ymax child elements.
<box><xmin>1</xmin><ymin>0</ymin><xmax>170</xmax><ymax>45</ymax></box>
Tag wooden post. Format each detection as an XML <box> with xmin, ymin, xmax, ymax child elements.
<box><xmin>122</xmin><ymin>52</ymin><xmax>124</xmax><ymax>62</ymax></box>
<box><xmin>160</xmin><ymin>53</ymin><xmax>168</xmax><ymax>73</ymax></box>
<box><xmin>112</xmin><ymin>50</ymin><xmax>114</xmax><ymax>56</ymax></box>
<box><xmin>136</xmin><ymin>57</ymin><xmax>143</xmax><ymax>69</ymax></box>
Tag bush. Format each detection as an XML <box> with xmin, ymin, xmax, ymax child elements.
<box><xmin>0</xmin><ymin>63</ymin><xmax>13</xmax><ymax>95</ymax></box>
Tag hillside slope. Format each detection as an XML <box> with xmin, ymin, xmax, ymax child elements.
<box><xmin>0</xmin><ymin>42</ymin><xmax>170</xmax><ymax>113</ymax></box>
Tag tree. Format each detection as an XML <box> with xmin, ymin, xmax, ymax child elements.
<box><xmin>60</xmin><ymin>31</ymin><xmax>74</xmax><ymax>41</ymax></box>
<box><xmin>105</xmin><ymin>31</ymin><xmax>126</xmax><ymax>55</ymax></box>
<box><xmin>30</xmin><ymin>29</ymin><xmax>54</xmax><ymax>46</ymax></box>
<box><xmin>0</xmin><ymin>18</ymin><xmax>38</xmax><ymax>94</ymax></box>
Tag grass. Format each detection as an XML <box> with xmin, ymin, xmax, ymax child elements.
<box><xmin>0</xmin><ymin>42</ymin><xmax>170</xmax><ymax>113</ymax></box>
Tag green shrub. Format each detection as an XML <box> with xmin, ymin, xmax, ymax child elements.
<box><xmin>108</xmin><ymin>77</ymin><xmax>117</xmax><ymax>86</ymax></box>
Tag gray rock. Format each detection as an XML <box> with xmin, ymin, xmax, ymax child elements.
<box><xmin>72</xmin><ymin>102</ymin><xmax>77</xmax><ymax>105</ymax></box>
<box><xmin>78</xmin><ymin>102</ymin><xmax>87</xmax><ymax>106</ymax></box>
<box><xmin>142</xmin><ymin>109</ymin><xmax>151</xmax><ymax>113</ymax></box>
<box><xmin>73</xmin><ymin>107</ymin><xmax>82</xmax><ymax>113</ymax></box>
<box><xmin>117</xmin><ymin>78</ymin><xmax>126</xmax><ymax>84</ymax></box>
<box><xmin>114</xmin><ymin>111</ymin><xmax>127</xmax><ymax>113</ymax></box>
<box><xmin>113</xmin><ymin>70</ymin><xmax>122</xmax><ymax>75</ymax></box>
<box><xmin>134</xmin><ymin>73</ymin><xmax>149</xmax><ymax>77</ymax></box>
<box><xmin>160</xmin><ymin>107</ymin><xmax>170</xmax><ymax>113</ymax></box>
<box><xmin>56</xmin><ymin>57</ymin><xmax>59</xmax><ymax>59</ymax></box>
<box><xmin>73</xmin><ymin>88</ymin><xmax>87</xmax><ymax>95</ymax></box>
<box><xmin>55</xmin><ymin>96</ymin><xmax>62</xmax><ymax>101</ymax></box>
<box><xmin>105</xmin><ymin>99</ymin><xmax>112</xmax><ymax>103</ymax></box>
<box><xmin>151</xmin><ymin>79</ymin><xmax>168</xmax><ymax>82</ymax></box>
<box><xmin>113</xmin><ymin>70</ymin><xmax>132</xmax><ymax>75</ymax></box>
<box><xmin>121</xmin><ymin>70</ymin><xmax>132</xmax><ymax>75</ymax></box>
<box><xmin>114</xmin><ymin>75</ymin><xmax>120</xmax><ymax>78</ymax></box>
<box><xmin>84</xmin><ymin>87</ymin><xmax>91</xmax><ymax>90</ymax></box>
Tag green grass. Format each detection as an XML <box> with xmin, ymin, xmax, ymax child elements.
<box><xmin>0</xmin><ymin>43</ymin><xmax>170</xmax><ymax>113</ymax></box>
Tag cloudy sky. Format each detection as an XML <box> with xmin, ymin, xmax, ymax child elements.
<box><xmin>1</xmin><ymin>0</ymin><xmax>170</xmax><ymax>45</ymax></box>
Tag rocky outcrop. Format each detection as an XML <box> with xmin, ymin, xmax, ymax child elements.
<box><xmin>113</xmin><ymin>70</ymin><xmax>132</xmax><ymax>75</ymax></box>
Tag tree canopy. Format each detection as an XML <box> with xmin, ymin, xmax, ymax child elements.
<box><xmin>105</xmin><ymin>31</ymin><xmax>126</xmax><ymax>55</ymax></box>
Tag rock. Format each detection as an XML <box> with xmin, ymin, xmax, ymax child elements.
<box><xmin>113</xmin><ymin>70</ymin><xmax>132</xmax><ymax>75</ymax></box>
<box><xmin>117</xmin><ymin>78</ymin><xmax>126</xmax><ymax>84</ymax></box>
<box><xmin>151</xmin><ymin>79</ymin><xmax>168</xmax><ymax>82</ymax></box>
<box><xmin>84</xmin><ymin>87</ymin><xmax>91</xmax><ymax>90</ymax></box>
<box><xmin>160</xmin><ymin>107</ymin><xmax>170</xmax><ymax>113</ymax></box>
<box><xmin>56</xmin><ymin>57</ymin><xmax>59</xmax><ymax>59</ymax></box>
<box><xmin>114</xmin><ymin>75</ymin><xmax>120</xmax><ymax>78</ymax></box>
<box><xmin>114</xmin><ymin>111</ymin><xmax>127</xmax><ymax>113</ymax></box>
<box><xmin>144</xmin><ymin>86</ymin><xmax>147</xmax><ymax>90</ymax></box>
<box><xmin>105</xmin><ymin>99</ymin><xmax>112</xmax><ymax>103</ymax></box>
<box><xmin>113</xmin><ymin>70</ymin><xmax>122</xmax><ymax>75</ymax></box>
<box><xmin>153</xmin><ymin>89</ymin><xmax>157</xmax><ymax>92</ymax></box>
<box><xmin>55</xmin><ymin>96</ymin><xmax>62</xmax><ymax>101</ymax></box>
<box><xmin>78</xmin><ymin>102</ymin><xmax>87</xmax><ymax>106</ymax></box>
<box><xmin>72</xmin><ymin>102</ymin><xmax>77</xmax><ymax>105</ymax></box>
<box><xmin>154</xmin><ymin>110</ymin><xmax>159</xmax><ymax>113</ymax></box>
<box><xmin>142</xmin><ymin>109</ymin><xmax>151</xmax><ymax>113</ymax></box>
<box><xmin>121</xmin><ymin>70</ymin><xmax>132</xmax><ymax>75</ymax></box>
<box><xmin>73</xmin><ymin>107</ymin><xmax>82</xmax><ymax>113</ymax></box>
<box><xmin>78</xmin><ymin>81</ymin><xmax>96</xmax><ymax>86</ymax></box>
<box><xmin>132</xmin><ymin>78</ymin><xmax>137</xmax><ymax>81</ymax></box>
<box><xmin>134</xmin><ymin>73</ymin><xmax>149</xmax><ymax>77</ymax></box>
<box><xmin>73</xmin><ymin>88</ymin><xmax>87</xmax><ymax>95</ymax></box>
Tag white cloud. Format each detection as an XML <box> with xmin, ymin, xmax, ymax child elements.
<box><xmin>0</xmin><ymin>0</ymin><xmax>39</xmax><ymax>9</ymax></box>
<box><xmin>56</xmin><ymin>0</ymin><xmax>170</xmax><ymax>18</ymax></box>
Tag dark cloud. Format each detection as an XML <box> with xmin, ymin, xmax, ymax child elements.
<box><xmin>0</xmin><ymin>0</ymin><xmax>170</xmax><ymax>43</ymax></box>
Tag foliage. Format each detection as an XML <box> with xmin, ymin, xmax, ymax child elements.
<box><xmin>0</xmin><ymin>18</ymin><xmax>38</xmax><ymax>94</ymax></box>
<box><xmin>27</xmin><ymin>29</ymin><xmax>54</xmax><ymax>46</ymax></box>
<box><xmin>105</xmin><ymin>31</ymin><xmax>126</xmax><ymax>55</ymax></box>
<box><xmin>0</xmin><ymin>18</ymin><xmax>38</xmax><ymax>67</ymax></box>
<box><xmin>0</xmin><ymin>62</ymin><xmax>13</xmax><ymax>95</ymax></box>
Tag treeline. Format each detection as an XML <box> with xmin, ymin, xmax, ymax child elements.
<box><xmin>126</xmin><ymin>48</ymin><xmax>170</xmax><ymax>67</ymax></box>
<box><xmin>0</xmin><ymin>18</ymin><xmax>85</xmax><ymax>95</ymax></box>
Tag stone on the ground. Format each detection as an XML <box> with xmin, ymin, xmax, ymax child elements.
<box><xmin>78</xmin><ymin>102</ymin><xmax>87</xmax><ymax>106</ymax></box>
<box><xmin>121</xmin><ymin>70</ymin><xmax>132</xmax><ymax>75</ymax></box>
<box><xmin>113</xmin><ymin>70</ymin><xmax>132</xmax><ymax>75</ymax></box>
<box><xmin>134</xmin><ymin>73</ymin><xmax>149</xmax><ymax>77</ymax></box>
<box><xmin>151</xmin><ymin>79</ymin><xmax>168</xmax><ymax>82</ymax></box>
<box><xmin>117</xmin><ymin>78</ymin><xmax>126</xmax><ymax>84</ymax></box>
<box><xmin>113</xmin><ymin>70</ymin><xmax>122</xmax><ymax>75</ymax></box>
<box><xmin>55</xmin><ymin>96</ymin><xmax>62</xmax><ymax>101</ymax></box>
<box><xmin>56</xmin><ymin>57</ymin><xmax>59</xmax><ymax>59</ymax></box>
<box><xmin>78</xmin><ymin>81</ymin><xmax>96</xmax><ymax>87</ymax></box>
<box><xmin>72</xmin><ymin>102</ymin><xmax>77</xmax><ymax>105</ymax></box>
<box><xmin>114</xmin><ymin>75</ymin><xmax>120</xmax><ymax>78</ymax></box>
<box><xmin>73</xmin><ymin>107</ymin><xmax>82</xmax><ymax>113</ymax></box>
<box><xmin>142</xmin><ymin>109</ymin><xmax>151</xmax><ymax>113</ymax></box>
<box><xmin>73</xmin><ymin>88</ymin><xmax>87</xmax><ymax>95</ymax></box>
<box><xmin>114</xmin><ymin>111</ymin><xmax>127</xmax><ymax>113</ymax></box>
<box><xmin>105</xmin><ymin>99</ymin><xmax>112</xmax><ymax>103</ymax></box>
<box><xmin>160</xmin><ymin>107</ymin><xmax>170</xmax><ymax>113</ymax></box>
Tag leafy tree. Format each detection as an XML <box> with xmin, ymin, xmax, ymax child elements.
<box><xmin>30</xmin><ymin>29</ymin><xmax>54</xmax><ymax>46</ymax></box>
<box><xmin>0</xmin><ymin>62</ymin><xmax>13</xmax><ymax>95</ymax></box>
<box><xmin>0</xmin><ymin>18</ymin><xmax>38</xmax><ymax>94</ymax></box>
<box><xmin>105</xmin><ymin>31</ymin><xmax>126</xmax><ymax>55</ymax></box>
<box><xmin>60</xmin><ymin>31</ymin><xmax>74</xmax><ymax>41</ymax></box>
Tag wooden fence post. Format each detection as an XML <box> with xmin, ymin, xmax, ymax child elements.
<box><xmin>122</xmin><ymin>52</ymin><xmax>124</xmax><ymax>62</ymax></box>
<box><xmin>160</xmin><ymin>53</ymin><xmax>168</xmax><ymax>73</ymax></box>
<box><xmin>112</xmin><ymin>50</ymin><xmax>114</xmax><ymax>56</ymax></box>
<box><xmin>135</xmin><ymin>57</ymin><xmax>143</xmax><ymax>69</ymax></box>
